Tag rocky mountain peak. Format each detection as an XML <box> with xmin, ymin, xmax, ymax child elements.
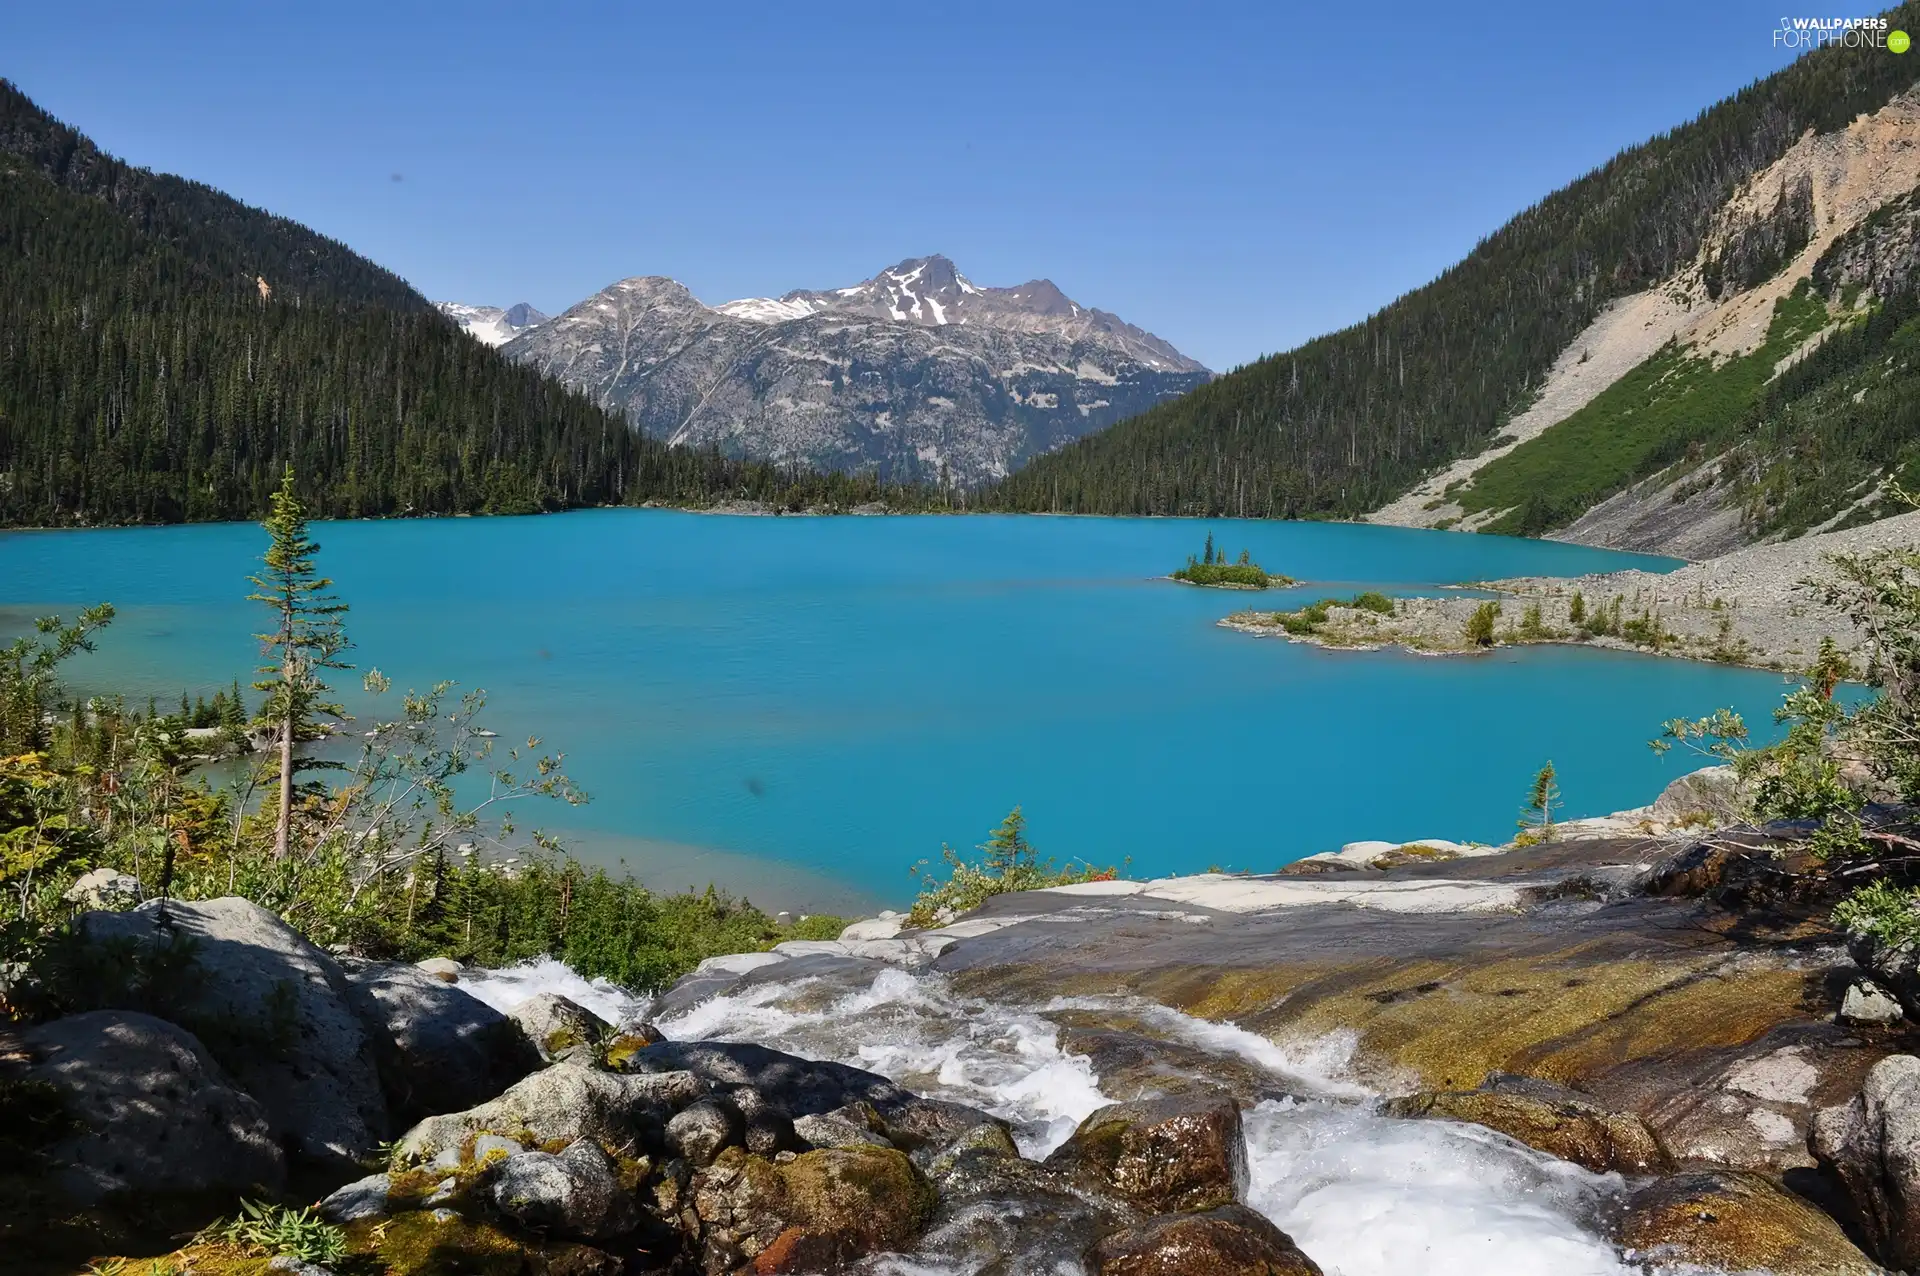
<box><xmin>503</xmin><ymin>256</ymin><xmax>1210</xmax><ymax>487</ymax></box>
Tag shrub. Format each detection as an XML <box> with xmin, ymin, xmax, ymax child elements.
<box><xmin>1349</xmin><ymin>591</ymin><xmax>1395</xmax><ymax>615</ymax></box>
<box><xmin>906</xmin><ymin>807</ymin><xmax>1115</xmax><ymax>929</ymax></box>
<box><xmin>1835</xmin><ymin>879</ymin><xmax>1920</xmax><ymax>949</ymax></box>
<box><xmin>1465</xmin><ymin>601</ymin><xmax>1501</xmax><ymax>647</ymax></box>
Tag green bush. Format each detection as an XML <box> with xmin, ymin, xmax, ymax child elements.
<box><xmin>1349</xmin><ymin>591</ymin><xmax>1395</xmax><ymax>615</ymax></box>
<box><xmin>1835</xmin><ymin>879</ymin><xmax>1920</xmax><ymax>949</ymax></box>
<box><xmin>1465</xmin><ymin>601</ymin><xmax>1500</xmax><ymax>647</ymax></box>
<box><xmin>906</xmin><ymin>808</ymin><xmax>1116</xmax><ymax>929</ymax></box>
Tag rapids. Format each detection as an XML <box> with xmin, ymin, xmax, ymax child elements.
<box><xmin>459</xmin><ymin>957</ymin><xmax>1684</xmax><ymax>1275</ymax></box>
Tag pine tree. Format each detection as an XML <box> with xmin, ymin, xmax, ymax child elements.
<box><xmin>248</xmin><ymin>467</ymin><xmax>352</xmax><ymax>859</ymax></box>
<box><xmin>1202</xmin><ymin>532</ymin><xmax>1215</xmax><ymax>566</ymax></box>
<box><xmin>1521</xmin><ymin>762</ymin><xmax>1561</xmax><ymax>839</ymax></box>
<box><xmin>223</xmin><ymin>679</ymin><xmax>248</xmax><ymax>728</ymax></box>
<box><xmin>981</xmin><ymin>806</ymin><xmax>1035</xmax><ymax>878</ymax></box>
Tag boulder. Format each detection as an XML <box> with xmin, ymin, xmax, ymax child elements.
<box><xmin>690</xmin><ymin>1145</ymin><xmax>934</xmax><ymax>1274</ymax></box>
<box><xmin>317</xmin><ymin>1171</ymin><xmax>390</xmax><ymax>1223</ymax></box>
<box><xmin>61</xmin><ymin>867</ymin><xmax>142</xmax><ymax>909</ymax></box>
<box><xmin>510</xmin><ymin>992</ymin><xmax>613</xmax><ymax>1063</ymax></box>
<box><xmin>1813</xmin><ymin>1053</ymin><xmax>1920</xmax><ymax>1269</ymax></box>
<box><xmin>600</xmin><ymin>1022</ymin><xmax>665</xmax><ymax>1071</ymax></box>
<box><xmin>416</xmin><ymin>957</ymin><xmax>464</xmax><ymax>983</ymax></box>
<box><xmin>491</xmin><ymin>1139</ymin><xmax>639</xmax><ymax>1241</ymax></box>
<box><xmin>1614</xmin><ymin>1170</ymin><xmax>1881</xmax><ymax>1275</ymax></box>
<box><xmin>1840</xmin><ymin>979</ymin><xmax>1905</xmax><ymax>1027</ymax></box>
<box><xmin>342</xmin><ymin>960</ymin><xmax>542</xmax><ymax>1121</ymax></box>
<box><xmin>396</xmin><ymin>1061</ymin><xmax>708</xmax><ymax>1163</ymax></box>
<box><xmin>1045</xmin><ymin>1092</ymin><xmax>1247</xmax><ymax>1214</ymax></box>
<box><xmin>1651</xmin><ymin>765</ymin><xmax>1752</xmax><ymax>828</ymax></box>
<box><xmin>667</xmin><ymin>1098</ymin><xmax>744</xmax><ymax>1166</ymax></box>
<box><xmin>792</xmin><ymin>1111</ymin><xmax>893</xmax><ymax>1150</ymax></box>
<box><xmin>1386</xmin><ymin>1073</ymin><xmax>1671</xmax><ymax>1174</ymax></box>
<box><xmin>3</xmin><ymin>1009</ymin><xmax>284</xmax><ymax>1206</ymax></box>
<box><xmin>80</xmin><ymin>897</ymin><xmax>388</xmax><ymax>1165</ymax></box>
<box><xmin>625</xmin><ymin>1040</ymin><xmax>1002</xmax><ymax>1153</ymax></box>
<box><xmin>1088</xmin><ymin>1204</ymin><xmax>1324</xmax><ymax>1276</ymax></box>
<box><xmin>1849</xmin><ymin>928</ymin><xmax>1920</xmax><ymax>1019</ymax></box>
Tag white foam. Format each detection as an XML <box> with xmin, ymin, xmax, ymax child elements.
<box><xmin>456</xmin><ymin>957</ymin><xmax>649</xmax><ymax>1028</ymax></box>
<box><xmin>1244</xmin><ymin>1099</ymin><xmax>1637</xmax><ymax>1276</ymax></box>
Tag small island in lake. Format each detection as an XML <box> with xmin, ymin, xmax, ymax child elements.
<box><xmin>1169</xmin><ymin>532</ymin><xmax>1294</xmax><ymax>589</ymax></box>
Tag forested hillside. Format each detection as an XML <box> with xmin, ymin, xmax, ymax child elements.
<box><xmin>982</xmin><ymin>13</ymin><xmax>1920</xmax><ymax>519</ymax></box>
<box><xmin>0</xmin><ymin>82</ymin><xmax>921</xmax><ymax>524</ymax></box>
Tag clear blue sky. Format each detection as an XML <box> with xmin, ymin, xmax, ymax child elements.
<box><xmin>3</xmin><ymin>1</ymin><xmax>1827</xmax><ymax>370</ymax></box>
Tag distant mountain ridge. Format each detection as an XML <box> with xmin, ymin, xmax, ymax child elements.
<box><xmin>493</xmin><ymin>254</ymin><xmax>1208</xmax><ymax>486</ymax></box>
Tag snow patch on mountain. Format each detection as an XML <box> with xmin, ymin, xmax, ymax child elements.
<box><xmin>434</xmin><ymin>301</ymin><xmax>550</xmax><ymax>347</ymax></box>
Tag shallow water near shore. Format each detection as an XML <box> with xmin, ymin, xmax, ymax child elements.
<box><xmin>0</xmin><ymin>510</ymin><xmax>1799</xmax><ymax>910</ymax></box>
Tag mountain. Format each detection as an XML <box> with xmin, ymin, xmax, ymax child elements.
<box><xmin>0</xmin><ymin>81</ymin><xmax>925</xmax><ymax>525</ymax></box>
<box><xmin>502</xmin><ymin>255</ymin><xmax>1209</xmax><ymax>486</ymax></box>
<box><xmin>982</xmin><ymin>12</ymin><xmax>1920</xmax><ymax>550</ymax></box>
<box><xmin>435</xmin><ymin>300</ymin><xmax>549</xmax><ymax>347</ymax></box>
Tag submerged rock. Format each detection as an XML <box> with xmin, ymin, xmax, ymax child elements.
<box><xmin>1614</xmin><ymin>1170</ymin><xmax>1880</xmax><ymax>1275</ymax></box>
<box><xmin>1045</xmin><ymin>1092</ymin><xmax>1247</xmax><ymax>1214</ymax></box>
<box><xmin>1814</xmin><ymin>1053</ymin><xmax>1920</xmax><ymax>1269</ymax></box>
<box><xmin>1386</xmin><ymin>1073</ymin><xmax>1671</xmax><ymax>1174</ymax></box>
<box><xmin>4</xmin><ymin>1009</ymin><xmax>285</xmax><ymax>1206</ymax></box>
<box><xmin>1088</xmin><ymin>1204</ymin><xmax>1324</xmax><ymax>1276</ymax></box>
<box><xmin>79</xmin><ymin>897</ymin><xmax>389</xmax><ymax>1165</ymax></box>
<box><xmin>342</xmin><ymin>959</ymin><xmax>542</xmax><ymax>1121</ymax></box>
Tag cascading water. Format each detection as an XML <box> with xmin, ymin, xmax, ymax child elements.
<box><xmin>460</xmin><ymin>958</ymin><xmax>1678</xmax><ymax>1275</ymax></box>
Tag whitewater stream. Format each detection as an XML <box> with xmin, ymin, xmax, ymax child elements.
<box><xmin>457</xmin><ymin>957</ymin><xmax>1674</xmax><ymax>1276</ymax></box>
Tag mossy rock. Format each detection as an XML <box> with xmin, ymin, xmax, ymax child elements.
<box><xmin>1387</xmin><ymin>1077</ymin><xmax>1671</xmax><ymax>1174</ymax></box>
<box><xmin>1614</xmin><ymin>1171</ymin><xmax>1880</xmax><ymax>1275</ymax></box>
<box><xmin>349</xmin><ymin>1210</ymin><xmax>541</xmax><ymax>1276</ymax></box>
<box><xmin>777</xmin><ymin>1145</ymin><xmax>935</xmax><ymax>1244</ymax></box>
<box><xmin>1045</xmin><ymin>1093</ymin><xmax>1246</xmax><ymax>1214</ymax></box>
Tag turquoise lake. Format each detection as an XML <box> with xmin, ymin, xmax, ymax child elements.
<box><xmin>0</xmin><ymin>511</ymin><xmax>1798</xmax><ymax>913</ymax></box>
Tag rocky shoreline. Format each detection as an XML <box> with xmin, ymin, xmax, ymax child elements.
<box><xmin>1222</xmin><ymin>509</ymin><xmax>1920</xmax><ymax>673</ymax></box>
<box><xmin>14</xmin><ymin>766</ymin><xmax>1920</xmax><ymax>1275</ymax></box>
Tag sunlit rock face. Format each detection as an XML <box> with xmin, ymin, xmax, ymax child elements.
<box><xmin>495</xmin><ymin>255</ymin><xmax>1210</xmax><ymax>486</ymax></box>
